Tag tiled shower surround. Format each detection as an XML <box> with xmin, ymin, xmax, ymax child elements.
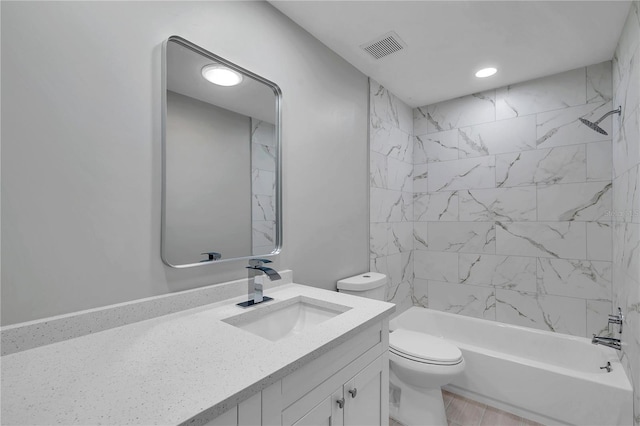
<box><xmin>412</xmin><ymin>60</ymin><xmax>616</xmax><ymax>338</ymax></box>
<box><xmin>251</xmin><ymin>119</ymin><xmax>277</xmax><ymax>254</ymax></box>
<box><xmin>370</xmin><ymin>81</ymin><xmax>415</xmax><ymax>314</ymax></box>
<box><xmin>613</xmin><ymin>2</ymin><xmax>640</xmax><ymax>424</ymax></box>
<box><xmin>371</xmin><ymin>59</ymin><xmax>617</xmax><ymax>337</ymax></box>
<box><xmin>369</xmin><ymin>5</ymin><xmax>639</xmax><ymax>421</ymax></box>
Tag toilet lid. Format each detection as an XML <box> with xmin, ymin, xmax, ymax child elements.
<box><xmin>389</xmin><ymin>329</ymin><xmax>462</xmax><ymax>365</ymax></box>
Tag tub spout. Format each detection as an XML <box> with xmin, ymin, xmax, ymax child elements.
<box><xmin>591</xmin><ymin>335</ymin><xmax>621</xmax><ymax>351</ymax></box>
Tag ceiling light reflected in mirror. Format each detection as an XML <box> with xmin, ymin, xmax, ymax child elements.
<box><xmin>201</xmin><ymin>64</ymin><xmax>244</xmax><ymax>86</ymax></box>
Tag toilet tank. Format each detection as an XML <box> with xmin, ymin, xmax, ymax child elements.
<box><xmin>337</xmin><ymin>272</ymin><xmax>387</xmax><ymax>301</ymax></box>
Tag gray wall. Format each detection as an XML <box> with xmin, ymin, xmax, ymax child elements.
<box><xmin>165</xmin><ymin>91</ymin><xmax>251</xmax><ymax>265</ymax></box>
<box><xmin>1</xmin><ymin>1</ymin><xmax>369</xmax><ymax>325</ymax></box>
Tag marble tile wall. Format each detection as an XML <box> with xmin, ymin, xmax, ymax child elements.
<box><xmin>612</xmin><ymin>2</ymin><xmax>640</xmax><ymax>424</ymax></box>
<box><xmin>369</xmin><ymin>4</ymin><xmax>639</xmax><ymax>422</ymax></box>
<box><xmin>369</xmin><ymin>80</ymin><xmax>415</xmax><ymax>313</ymax></box>
<box><xmin>251</xmin><ymin>119</ymin><xmax>277</xmax><ymax>254</ymax></box>
<box><xmin>413</xmin><ymin>61</ymin><xmax>616</xmax><ymax>339</ymax></box>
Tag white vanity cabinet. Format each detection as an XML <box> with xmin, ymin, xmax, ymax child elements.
<box><xmin>1</xmin><ymin>282</ymin><xmax>395</xmax><ymax>425</ymax></box>
<box><xmin>204</xmin><ymin>392</ymin><xmax>262</xmax><ymax>426</ymax></box>
<box><xmin>342</xmin><ymin>355</ymin><xmax>386</xmax><ymax>426</ymax></box>
<box><xmin>206</xmin><ymin>319</ymin><xmax>389</xmax><ymax>426</ymax></box>
<box><xmin>285</xmin><ymin>355</ymin><xmax>386</xmax><ymax>426</ymax></box>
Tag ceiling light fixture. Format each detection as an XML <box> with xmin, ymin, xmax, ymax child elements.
<box><xmin>201</xmin><ymin>64</ymin><xmax>243</xmax><ymax>86</ymax></box>
<box><xmin>475</xmin><ymin>67</ymin><xmax>497</xmax><ymax>78</ymax></box>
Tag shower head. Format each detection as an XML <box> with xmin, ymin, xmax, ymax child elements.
<box><xmin>578</xmin><ymin>107</ymin><xmax>622</xmax><ymax>136</ymax></box>
<box><xmin>579</xmin><ymin>117</ymin><xmax>609</xmax><ymax>135</ymax></box>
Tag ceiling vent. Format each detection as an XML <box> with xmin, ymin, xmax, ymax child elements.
<box><xmin>360</xmin><ymin>31</ymin><xmax>406</xmax><ymax>60</ymax></box>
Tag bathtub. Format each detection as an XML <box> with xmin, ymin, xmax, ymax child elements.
<box><xmin>390</xmin><ymin>307</ymin><xmax>633</xmax><ymax>426</ymax></box>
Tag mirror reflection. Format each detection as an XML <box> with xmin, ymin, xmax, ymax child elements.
<box><xmin>162</xmin><ymin>36</ymin><xmax>281</xmax><ymax>268</ymax></box>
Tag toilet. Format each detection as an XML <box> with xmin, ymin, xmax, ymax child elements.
<box><xmin>337</xmin><ymin>273</ymin><xmax>465</xmax><ymax>426</ymax></box>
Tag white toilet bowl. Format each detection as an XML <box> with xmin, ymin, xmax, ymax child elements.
<box><xmin>389</xmin><ymin>329</ymin><xmax>465</xmax><ymax>426</ymax></box>
<box><xmin>336</xmin><ymin>273</ymin><xmax>465</xmax><ymax>426</ymax></box>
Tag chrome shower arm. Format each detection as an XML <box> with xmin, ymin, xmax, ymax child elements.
<box><xmin>593</xmin><ymin>107</ymin><xmax>621</xmax><ymax>124</ymax></box>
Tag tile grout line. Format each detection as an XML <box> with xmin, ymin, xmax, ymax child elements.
<box><xmin>475</xmin><ymin>404</ymin><xmax>487</xmax><ymax>426</ymax></box>
<box><xmin>477</xmin><ymin>403</ymin><xmax>488</xmax><ymax>426</ymax></box>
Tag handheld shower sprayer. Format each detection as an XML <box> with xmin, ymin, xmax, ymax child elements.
<box><xmin>578</xmin><ymin>107</ymin><xmax>621</xmax><ymax>135</ymax></box>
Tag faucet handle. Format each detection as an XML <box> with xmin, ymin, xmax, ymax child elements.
<box><xmin>608</xmin><ymin>307</ymin><xmax>624</xmax><ymax>333</ymax></box>
<box><xmin>248</xmin><ymin>258</ymin><xmax>272</xmax><ymax>267</ymax></box>
<box><xmin>200</xmin><ymin>252</ymin><xmax>222</xmax><ymax>262</ymax></box>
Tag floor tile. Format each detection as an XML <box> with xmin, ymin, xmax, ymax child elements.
<box><xmin>445</xmin><ymin>392</ymin><xmax>469</xmax><ymax>423</ymax></box>
<box><xmin>442</xmin><ymin>390</ymin><xmax>454</xmax><ymax>409</ymax></box>
<box><xmin>390</xmin><ymin>390</ymin><xmax>546</xmax><ymax>426</ymax></box>
<box><xmin>480</xmin><ymin>406</ymin><xmax>521</xmax><ymax>426</ymax></box>
<box><xmin>456</xmin><ymin>398</ymin><xmax>486</xmax><ymax>426</ymax></box>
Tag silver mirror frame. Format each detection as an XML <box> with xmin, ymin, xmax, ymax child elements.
<box><xmin>161</xmin><ymin>35</ymin><xmax>282</xmax><ymax>268</ymax></box>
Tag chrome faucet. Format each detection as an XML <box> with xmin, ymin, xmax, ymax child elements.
<box><xmin>592</xmin><ymin>307</ymin><xmax>623</xmax><ymax>350</ymax></box>
<box><xmin>237</xmin><ymin>259</ymin><xmax>281</xmax><ymax>308</ymax></box>
<box><xmin>591</xmin><ymin>335</ymin><xmax>621</xmax><ymax>350</ymax></box>
<box><xmin>608</xmin><ymin>307</ymin><xmax>624</xmax><ymax>333</ymax></box>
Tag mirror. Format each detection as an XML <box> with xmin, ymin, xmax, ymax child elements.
<box><xmin>161</xmin><ymin>36</ymin><xmax>282</xmax><ymax>268</ymax></box>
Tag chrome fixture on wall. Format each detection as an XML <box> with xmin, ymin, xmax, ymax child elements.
<box><xmin>592</xmin><ymin>335</ymin><xmax>621</xmax><ymax>350</ymax></box>
<box><xmin>237</xmin><ymin>259</ymin><xmax>281</xmax><ymax>307</ymax></box>
<box><xmin>592</xmin><ymin>307</ymin><xmax>623</xmax><ymax>351</ymax></box>
<box><xmin>200</xmin><ymin>252</ymin><xmax>222</xmax><ymax>262</ymax></box>
<box><xmin>578</xmin><ymin>107</ymin><xmax>621</xmax><ymax>135</ymax></box>
<box><xmin>609</xmin><ymin>306</ymin><xmax>624</xmax><ymax>333</ymax></box>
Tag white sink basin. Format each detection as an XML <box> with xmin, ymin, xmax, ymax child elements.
<box><xmin>222</xmin><ymin>296</ymin><xmax>351</xmax><ymax>342</ymax></box>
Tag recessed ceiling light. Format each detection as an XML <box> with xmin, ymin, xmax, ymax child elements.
<box><xmin>475</xmin><ymin>67</ymin><xmax>497</xmax><ymax>78</ymax></box>
<box><xmin>201</xmin><ymin>64</ymin><xmax>243</xmax><ymax>86</ymax></box>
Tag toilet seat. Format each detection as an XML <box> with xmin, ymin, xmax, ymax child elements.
<box><xmin>389</xmin><ymin>329</ymin><xmax>463</xmax><ymax>365</ymax></box>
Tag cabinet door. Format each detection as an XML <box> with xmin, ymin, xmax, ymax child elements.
<box><xmin>292</xmin><ymin>388</ymin><xmax>344</xmax><ymax>426</ymax></box>
<box><xmin>343</xmin><ymin>356</ymin><xmax>384</xmax><ymax>426</ymax></box>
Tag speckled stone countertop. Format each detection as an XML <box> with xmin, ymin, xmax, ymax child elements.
<box><xmin>1</xmin><ymin>283</ymin><xmax>395</xmax><ymax>425</ymax></box>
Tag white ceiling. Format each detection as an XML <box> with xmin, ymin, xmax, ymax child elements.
<box><xmin>270</xmin><ymin>0</ymin><xmax>632</xmax><ymax>107</ymax></box>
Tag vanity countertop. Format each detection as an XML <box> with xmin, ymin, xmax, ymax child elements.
<box><xmin>1</xmin><ymin>284</ymin><xmax>394</xmax><ymax>425</ymax></box>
